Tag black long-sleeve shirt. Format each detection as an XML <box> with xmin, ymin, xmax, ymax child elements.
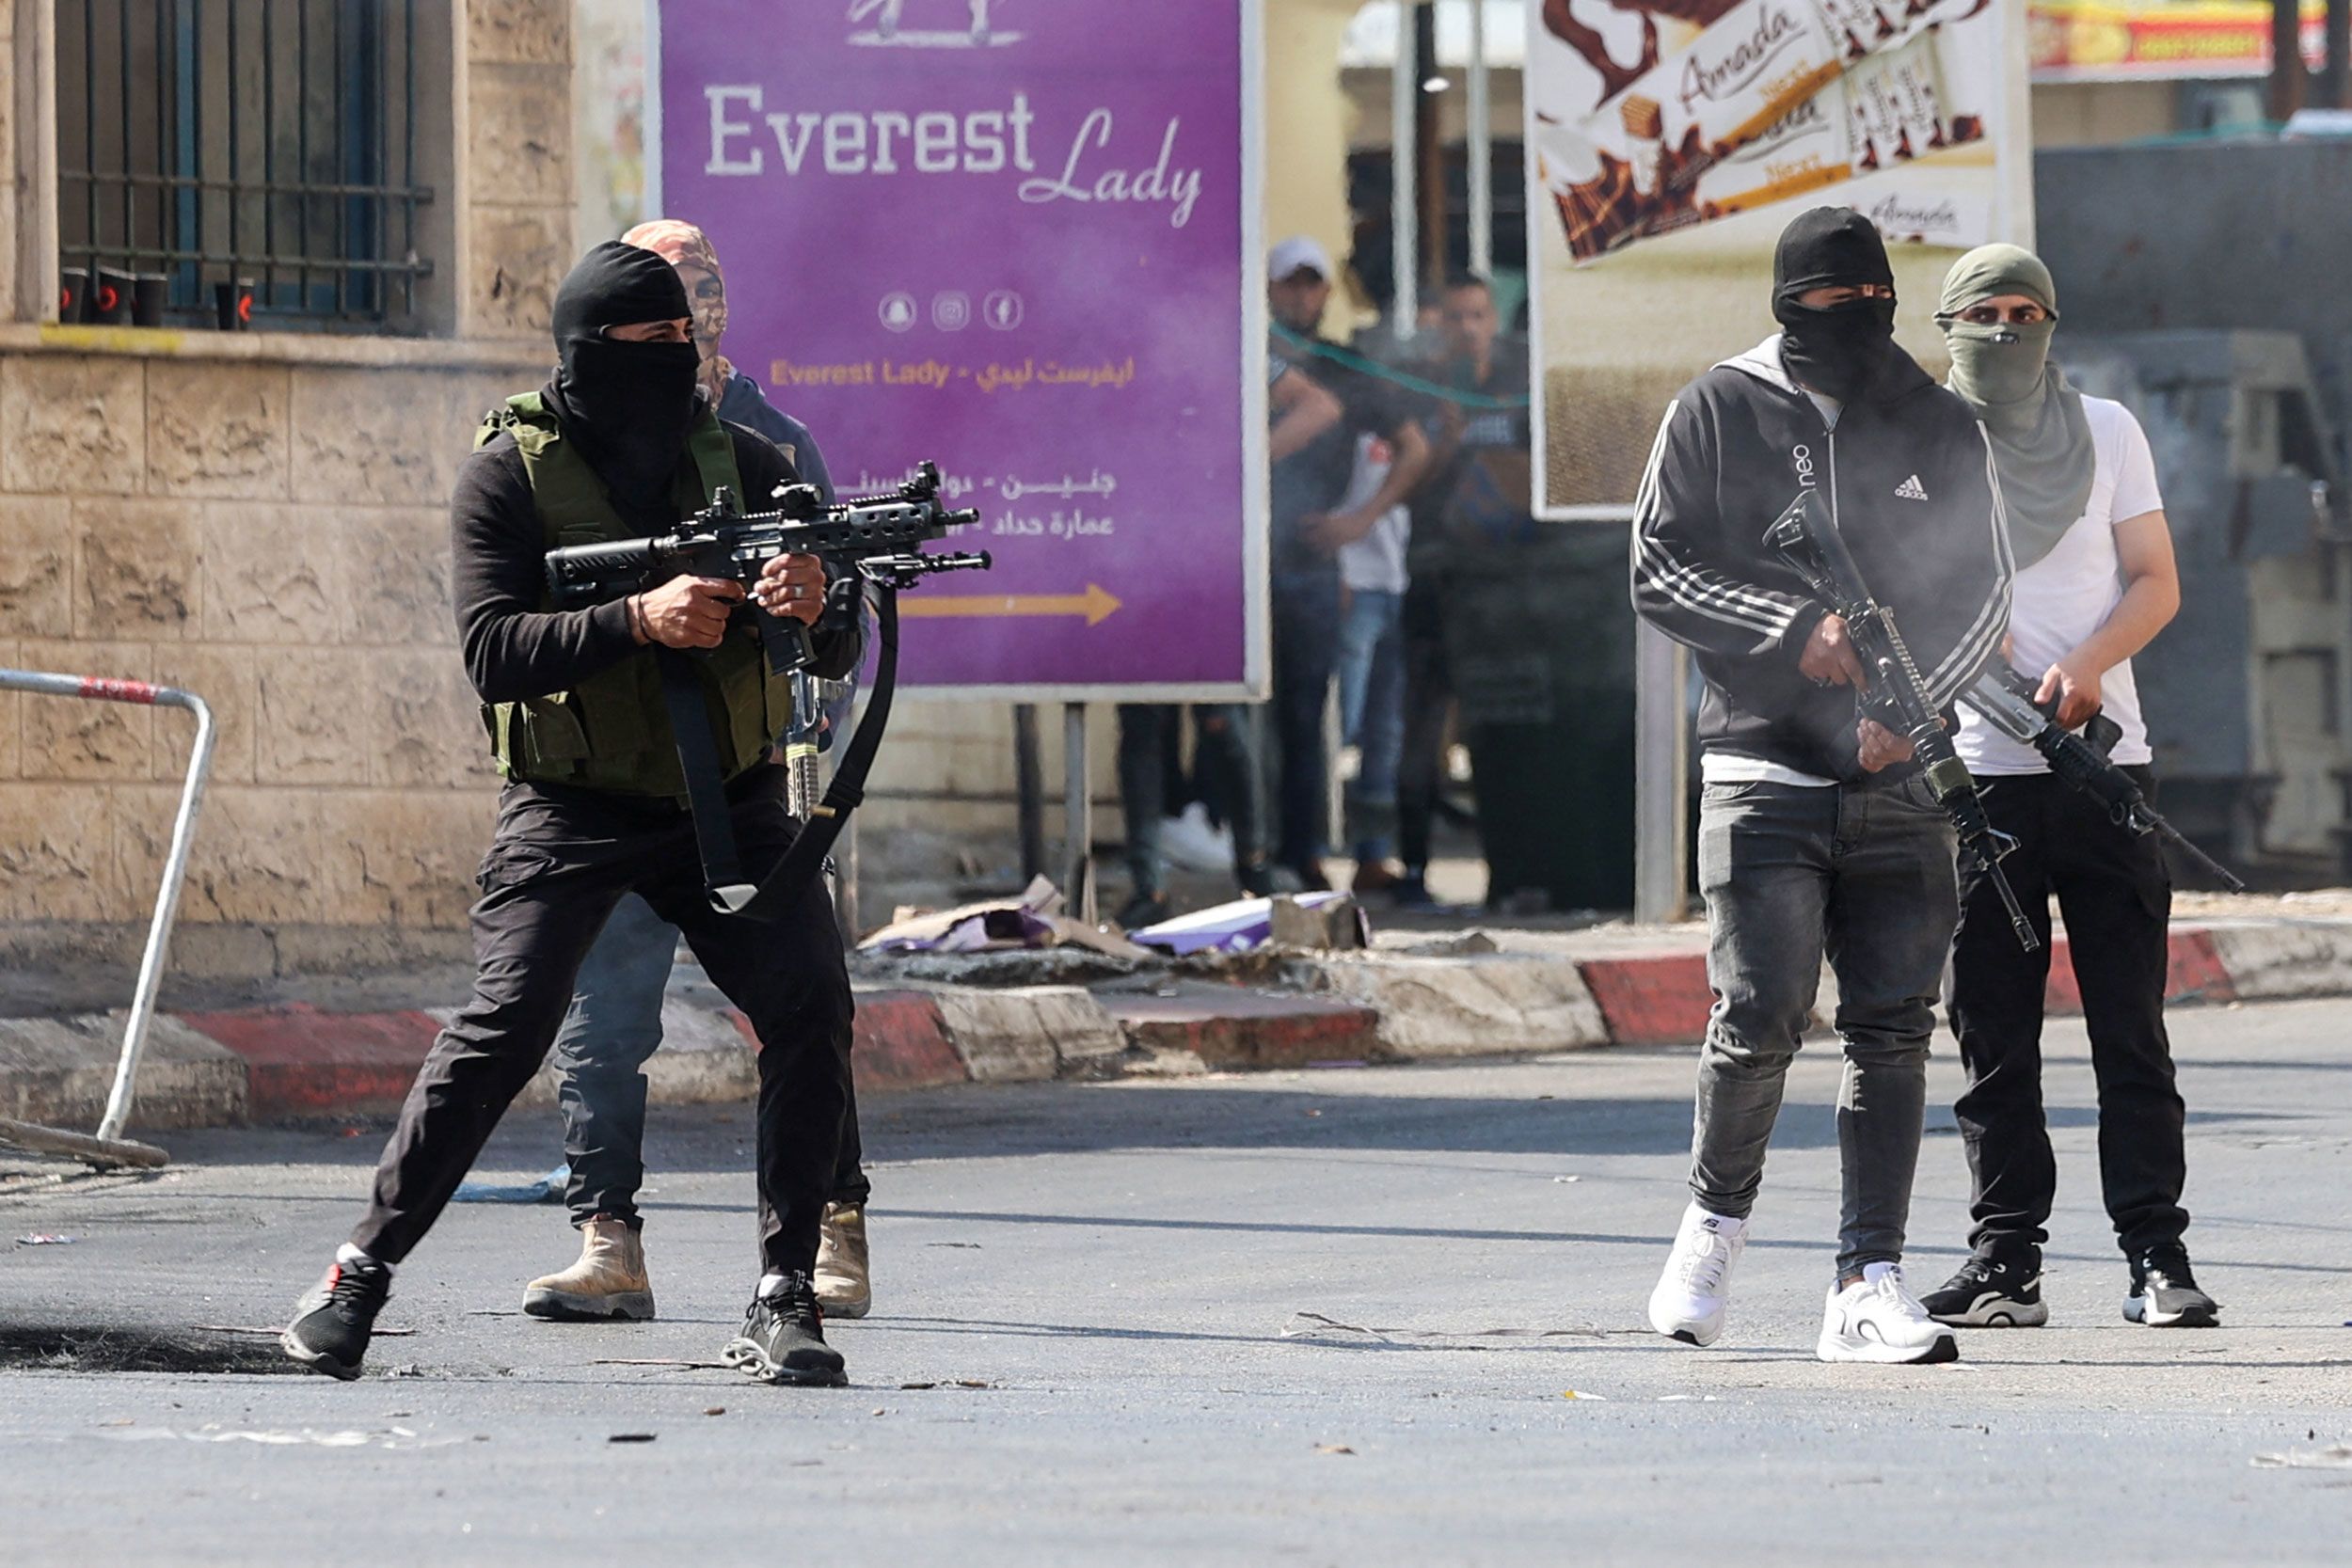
<box><xmin>452</xmin><ymin>417</ymin><xmax>862</xmax><ymax>705</ymax></box>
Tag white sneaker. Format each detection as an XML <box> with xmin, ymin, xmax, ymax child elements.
<box><xmin>1817</xmin><ymin>1262</ymin><xmax>1961</xmax><ymax>1364</ymax></box>
<box><xmin>1159</xmin><ymin>803</ymin><xmax>1234</xmax><ymax>873</ymax></box>
<box><xmin>1647</xmin><ymin>1203</ymin><xmax>1747</xmax><ymax>1347</ymax></box>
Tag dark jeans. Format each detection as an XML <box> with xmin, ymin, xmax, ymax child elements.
<box><xmin>1116</xmin><ymin>703</ymin><xmax>1263</xmax><ymax>895</ymax></box>
<box><xmin>1692</xmin><ymin>776</ymin><xmax>1958</xmax><ymax>1275</ymax></box>
<box><xmin>351</xmin><ymin>767</ymin><xmax>854</xmax><ymax>1279</ymax></box>
<box><xmin>1396</xmin><ymin>577</ymin><xmax>1452</xmax><ymax>872</ymax></box>
<box><xmin>1270</xmin><ymin>569</ymin><xmax>1343</xmax><ymax>874</ymax></box>
<box><xmin>1947</xmin><ymin>768</ymin><xmax>2188</xmax><ymax>1263</ymax></box>
<box><xmin>553</xmin><ymin>892</ymin><xmax>870</xmax><ymax>1230</ymax></box>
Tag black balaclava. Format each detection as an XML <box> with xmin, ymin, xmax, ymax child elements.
<box><xmin>1772</xmin><ymin>207</ymin><xmax>1900</xmax><ymax>404</ymax></box>
<box><xmin>548</xmin><ymin>241</ymin><xmax>703</xmax><ymax>510</ymax></box>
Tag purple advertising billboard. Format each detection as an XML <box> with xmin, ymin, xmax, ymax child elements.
<box><xmin>653</xmin><ymin>0</ymin><xmax>1265</xmax><ymax>699</ymax></box>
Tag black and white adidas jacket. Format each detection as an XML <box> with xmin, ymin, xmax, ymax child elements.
<box><xmin>1631</xmin><ymin>335</ymin><xmax>2013</xmax><ymax>784</ymax></box>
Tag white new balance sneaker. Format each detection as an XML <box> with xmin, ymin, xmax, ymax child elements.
<box><xmin>1817</xmin><ymin>1262</ymin><xmax>1961</xmax><ymax>1364</ymax></box>
<box><xmin>1648</xmin><ymin>1203</ymin><xmax>1748</xmax><ymax>1347</ymax></box>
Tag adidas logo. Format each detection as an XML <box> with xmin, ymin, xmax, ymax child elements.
<box><xmin>1894</xmin><ymin>474</ymin><xmax>1930</xmax><ymax>501</ymax></box>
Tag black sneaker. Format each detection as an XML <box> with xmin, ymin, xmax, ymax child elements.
<box><xmin>281</xmin><ymin>1254</ymin><xmax>393</xmax><ymax>1380</ymax></box>
<box><xmin>721</xmin><ymin>1273</ymin><xmax>848</xmax><ymax>1386</ymax></box>
<box><xmin>1921</xmin><ymin>1253</ymin><xmax>2048</xmax><ymax>1328</ymax></box>
<box><xmin>2125</xmin><ymin>1247</ymin><xmax>2220</xmax><ymax>1327</ymax></box>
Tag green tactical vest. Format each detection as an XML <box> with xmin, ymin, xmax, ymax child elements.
<box><xmin>476</xmin><ymin>391</ymin><xmax>790</xmax><ymax>800</ymax></box>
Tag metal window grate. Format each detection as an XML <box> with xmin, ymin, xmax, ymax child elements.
<box><xmin>56</xmin><ymin>0</ymin><xmax>432</xmax><ymax>330</ymax></box>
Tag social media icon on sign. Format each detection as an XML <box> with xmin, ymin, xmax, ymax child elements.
<box><xmin>879</xmin><ymin>292</ymin><xmax>917</xmax><ymax>332</ymax></box>
<box><xmin>932</xmin><ymin>291</ymin><xmax>972</xmax><ymax>331</ymax></box>
<box><xmin>983</xmin><ymin>291</ymin><xmax>1024</xmax><ymax>330</ymax></box>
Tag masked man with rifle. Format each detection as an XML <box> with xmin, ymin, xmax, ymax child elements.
<box><xmin>1632</xmin><ymin>209</ymin><xmax>2012</xmax><ymax>1364</ymax></box>
<box><xmin>522</xmin><ymin>219</ymin><xmax>881</xmax><ymax>1329</ymax></box>
<box><xmin>282</xmin><ymin>242</ymin><xmax>865</xmax><ymax>1386</ymax></box>
<box><xmin>1917</xmin><ymin>245</ymin><xmax>2220</xmax><ymax>1333</ymax></box>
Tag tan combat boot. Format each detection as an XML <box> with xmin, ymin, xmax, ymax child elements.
<box><xmin>522</xmin><ymin>1216</ymin><xmax>657</xmax><ymax>1322</ymax></box>
<box><xmin>814</xmin><ymin>1203</ymin><xmax>872</xmax><ymax>1319</ymax></box>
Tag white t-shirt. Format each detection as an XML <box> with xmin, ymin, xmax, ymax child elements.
<box><xmin>1336</xmin><ymin>431</ymin><xmax>1411</xmax><ymax>594</ymax></box>
<box><xmin>1956</xmin><ymin>395</ymin><xmax>2164</xmax><ymax>776</ymax></box>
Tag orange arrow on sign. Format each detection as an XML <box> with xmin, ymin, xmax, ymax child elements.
<box><xmin>898</xmin><ymin>583</ymin><xmax>1122</xmax><ymax>626</ymax></box>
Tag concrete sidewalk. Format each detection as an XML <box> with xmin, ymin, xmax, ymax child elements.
<box><xmin>8</xmin><ymin>895</ymin><xmax>2352</xmax><ymax>1137</ymax></box>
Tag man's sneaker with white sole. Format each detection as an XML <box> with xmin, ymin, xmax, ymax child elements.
<box><xmin>1921</xmin><ymin>1253</ymin><xmax>2048</xmax><ymax>1328</ymax></box>
<box><xmin>1817</xmin><ymin>1262</ymin><xmax>1961</xmax><ymax>1364</ymax></box>
<box><xmin>2124</xmin><ymin>1247</ymin><xmax>2219</xmax><ymax>1328</ymax></box>
<box><xmin>1647</xmin><ymin>1203</ymin><xmax>1748</xmax><ymax>1347</ymax></box>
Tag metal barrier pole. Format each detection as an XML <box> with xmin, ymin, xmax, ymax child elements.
<box><xmin>1631</xmin><ymin>628</ymin><xmax>1690</xmax><ymax>925</ymax></box>
<box><xmin>0</xmin><ymin>669</ymin><xmax>215</xmax><ymax>1164</ymax></box>
<box><xmin>1063</xmin><ymin>702</ymin><xmax>1096</xmax><ymax>927</ymax></box>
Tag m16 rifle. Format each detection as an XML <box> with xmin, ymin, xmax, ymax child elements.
<box><xmin>1764</xmin><ymin>490</ymin><xmax>2040</xmax><ymax>953</ymax></box>
<box><xmin>544</xmin><ymin>460</ymin><xmax>989</xmax><ymax>673</ymax></box>
<box><xmin>1960</xmin><ymin>665</ymin><xmax>2246</xmax><ymax>892</ymax></box>
<box><xmin>543</xmin><ymin>461</ymin><xmax>991</xmax><ymax>923</ymax></box>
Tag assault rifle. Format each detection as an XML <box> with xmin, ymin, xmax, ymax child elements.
<box><xmin>542</xmin><ymin>461</ymin><xmax>991</xmax><ymax>924</ymax></box>
<box><xmin>1764</xmin><ymin>491</ymin><xmax>2040</xmax><ymax>952</ymax></box>
<box><xmin>1960</xmin><ymin>665</ymin><xmax>2246</xmax><ymax>892</ymax></box>
<box><xmin>544</xmin><ymin>460</ymin><xmax>989</xmax><ymax>673</ymax></box>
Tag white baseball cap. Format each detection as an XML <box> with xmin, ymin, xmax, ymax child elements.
<box><xmin>1267</xmin><ymin>235</ymin><xmax>1335</xmax><ymax>282</ymax></box>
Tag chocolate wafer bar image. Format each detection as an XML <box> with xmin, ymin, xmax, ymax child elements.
<box><xmin>1638</xmin><ymin>0</ymin><xmax>1742</xmax><ymax>25</ymax></box>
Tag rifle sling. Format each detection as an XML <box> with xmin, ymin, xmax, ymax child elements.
<box><xmin>656</xmin><ymin>648</ymin><xmax>757</xmax><ymax>912</ymax></box>
<box><xmin>666</xmin><ymin>590</ymin><xmax>899</xmax><ymax>925</ymax></box>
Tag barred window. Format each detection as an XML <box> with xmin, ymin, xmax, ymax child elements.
<box><xmin>56</xmin><ymin>0</ymin><xmax>435</xmax><ymax>332</ymax></box>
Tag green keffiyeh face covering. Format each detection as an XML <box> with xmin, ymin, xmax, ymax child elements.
<box><xmin>1937</xmin><ymin>244</ymin><xmax>2096</xmax><ymax>569</ymax></box>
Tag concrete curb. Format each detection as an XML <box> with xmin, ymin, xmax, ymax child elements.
<box><xmin>6</xmin><ymin>919</ymin><xmax>2348</xmax><ymax>1137</ymax></box>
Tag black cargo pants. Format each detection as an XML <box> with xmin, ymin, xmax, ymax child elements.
<box><xmin>350</xmin><ymin>764</ymin><xmax>854</xmax><ymax>1279</ymax></box>
<box><xmin>1947</xmin><ymin>767</ymin><xmax>2190</xmax><ymax>1263</ymax></box>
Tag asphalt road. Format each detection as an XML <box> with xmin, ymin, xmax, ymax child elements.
<box><xmin>6</xmin><ymin>997</ymin><xmax>2352</xmax><ymax>1565</ymax></box>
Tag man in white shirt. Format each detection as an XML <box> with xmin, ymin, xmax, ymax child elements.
<box><xmin>1920</xmin><ymin>245</ymin><xmax>2221</xmax><ymax>1333</ymax></box>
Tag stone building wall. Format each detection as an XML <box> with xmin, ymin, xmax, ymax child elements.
<box><xmin>0</xmin><ymin>0</ymin><xmax>570</xmax><ymax>990</ymax></box>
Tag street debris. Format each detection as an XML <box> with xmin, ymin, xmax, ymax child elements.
<box><xmin>2251</xmin><ymin>1444</ymin><xmax>2352</xmax><ymax>1470</ymax></box>
<box><xmin>589</xmin><ymin>1357</ymin><xmax>732</xmax><ymax>1370</ymax></box>
<box><xmin>704</xmin><ymin>1407</ymin><xmax>726</xmax><ymax>1417</ymax></box>
<box><xmin>1281</xmin><ymin>1311</ymin><xmax>1606</xmax><ymax>1345</ymax></box>
<box><xmin>608</xmin><ymin>1433</ymin><xmax>659</xmax><ymax>1444</ymax></box>
<box><xmin>1</xmin><ymin>1324</ymin><xmax>307</xmax><ymax>1375</ymax></box>
<box><xmin>1395</xmin><ymin>931</ymin><xmax>1500</xmax><ymax>958</ymax></box>
<box><xmin>1131</xmin><ymin>892</ymin><xmax>1367</xmax><ymax>956</ymax></box>
<box><xmin>862</xmin><ymin>877</ymin><xmax>1151</xmax><ymax>958</ymax></box>
<box><xmin>1561</xmin><ymin>1390</ymin><xmax>1609</xmax><ymax>1402</ymax></box>
<box><xmin>15</xmin><ymin>1233</ymin><xmax>78</xmax><ymax>1245</ymax></box>
<box><xmin>1314</xmin><ymin>1443</ymin><xmax>1358</xmax><ymax>1455</ymax></box>
<box><xmin>453</xmin><ymin>1164</ymin><xmax>570</xmax><ymax>1204</ymax></box>
<box><xmin>898</xmin><ymin>1380</ymin><xmax>994</xmax><ymax>1390</ymax></box>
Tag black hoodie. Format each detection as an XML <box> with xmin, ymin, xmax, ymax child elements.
<box><xmin>1630</xmin><ymin>335</ymin><xmax>2013</xmax><ymax>782</ymax></box>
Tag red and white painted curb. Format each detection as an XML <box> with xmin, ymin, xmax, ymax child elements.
<box><xmin>5</xmin><ymin>919</ymin><xmax>2347</xmax><ymax>1134</ymax></box>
